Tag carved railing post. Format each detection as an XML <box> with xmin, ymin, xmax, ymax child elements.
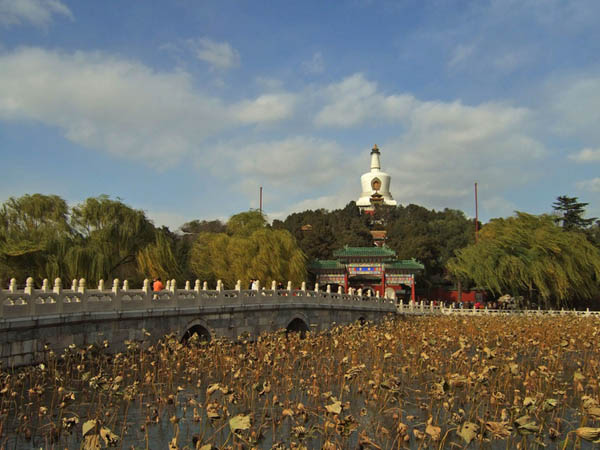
<box><xmin>78</xmin><ymin>278</ymin><xmax>86</xmax><ymax>294</ymax></box>
<box><xmin>271</xmin><ymin>280</ymin><xmax>277</xmax><ymax>291</ymax></box>
<box><xmin>314</xmin><ymin>283</ymin><xmax>319</xmax><ymax>293</ymax></box>
<box><xmin>301</xmin><ymin>281</ymin><xmax>306</xmax><ymax>292</ymax></box>
<box><xmin>9</xmin><ymin>278</ymin><xmax>17</xmax><ymax>293</ymax></box>
<box><xmin>326</xmin><ymin>284</ymin><xmax>331</xmax><ymax>294</ymax></box>
<box><xmin>287</xmin><ymin>281</ymin><xmax>292</xmax><ymax>292</ymax></box>
<box><xmin>71</xmin><ymin>279</ymin><xmax>78</xmax><ymax>292</ymax></box>
<box><xmin>98</xmin><ymin>279</ymin><xmax>105</xmax><ymax>291</ymax></box>
<box><xmin>123</xmin><ymin>279</ymin><xmax>129</xmax><ymax>292</ymax></box>
<box><xmin>337</xmin><ymin>286</ymin><xmax>342</xmax><ymax>294</ymax></box>
<box><xmin>185</xmin><ymin>280</ymin><xmax>191</xmax><ymax>291</ymax></box>
<box><xmin>217</xmin><ymin>279</ymin><xmax>223</xmax><ymax>292</ymax></box>
<box><xmin>170</xmin><ymin>279</ymin><xmax>177</xmax><ymax>294</ymax></box>
<box><xmin>142</xmin><ymin>279</ymin><xmax>151</xmax><ymax>308</ymax></box>
<box><xmin>53</xmin><ymin>278</ymin><xmax>62</xmax><ymax>294</ymax></box>
<box><xmin>41</xmin><ymin>278</ymin><xmax>49</xmax><ymax>293</ymax></box>
<box><xmin>25</xmin><ymin>277</ymin><xmax>34</xmax><ymax>295</ymax></box>
<box><xmin>202</xmin><ymin>281</ymin><xmax>208</xmax><ymax>291</ymax></box>
<box><xmin>112</xmin><ymin>279</ymin><xmax>119</xmax><ymax>295</ymax></box>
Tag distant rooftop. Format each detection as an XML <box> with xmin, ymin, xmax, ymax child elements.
<box><xmin>333</xmin><ymin>245</ymin><xmax>396</xmax><ymax>258</ymax></box>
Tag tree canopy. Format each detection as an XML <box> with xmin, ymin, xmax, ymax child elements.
<box><xmin>189</xmin><ymin>210</ymin><xmax>306</xmax><ymax>288</ymax></box>
<box><xmin>447</xmin><ymin>212</ymin><xmax>600</xmax><ymax>308</ymax></box>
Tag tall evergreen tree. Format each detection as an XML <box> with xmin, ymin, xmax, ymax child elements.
<box><xmin>552</xmin><ymin>195</ymin><xmax>596</xmax><ymax>230</ymax></box>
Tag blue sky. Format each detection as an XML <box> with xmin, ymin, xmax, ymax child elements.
<box><xmin>1</xmin><ymin>0</ymin><xmax>599</xmax><ymax>229</ymax></box>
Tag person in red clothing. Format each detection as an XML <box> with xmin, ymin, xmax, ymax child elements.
<box><xmin>152</xmin><ymin>277</ymin><xmax>164</xmax><ymax>292</ymax></box>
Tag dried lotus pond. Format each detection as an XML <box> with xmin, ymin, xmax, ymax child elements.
<box><xmin>1</xmin><ymin>315</ymin><xmax>600</xmax><ymax>448</ymax></box>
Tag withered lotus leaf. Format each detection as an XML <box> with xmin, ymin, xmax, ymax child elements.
<box><xmin>82</xmin><ymin>419</ymin><xmax>97</xmax><ymax>437</ymax></box>
<box><xmin>575</xmin><ymin>427</ymin><xmax>600</xmax><ymax>442</ymax></box>
<box><xmin>485</xmin><ymin>421</ymin><xmax>512</xmax><ymax>439</ymax></box>
<box><xmin>514</xmin><ymin>415</ymin><xmax>539</xmax><ymax>435</ymax></box>
<box><xmin>228</xmin><ymin>414</ymin><xmax>251</xmax><ymax>432</ymax></box>
<box><xmin>457</xmin><ymin>421</ymin><xmax>479</xmax><ymax>444</ymax></box>
<box><xmin>325</xmin><ymin>400</ymin><xmax>342</xmax><ymax>415</ymax></box>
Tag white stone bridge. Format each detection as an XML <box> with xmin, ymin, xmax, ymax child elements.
<box><xmin>0</xmin><ymin>277</ymin><xmax>396</xmax><ymax>367</ymax></box>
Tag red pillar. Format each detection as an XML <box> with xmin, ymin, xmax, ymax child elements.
<box><xmin>344</xmin><ymin>271</ymin><xmax>348</xmax><ymax>294</ymax></box>
<box><xmin>381</xmin><ymin>270</ymin><xmax>385</xmax><ymax>296</ymax></box>
<box><xmin>411</xmin><ymin>274</ymin><xmax>416</xmax><ymax>302</ymax></box>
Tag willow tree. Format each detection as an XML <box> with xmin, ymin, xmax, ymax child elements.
<box><xmin>68</xmin><ymin>196</ymin><xmax>156</xmax><ymax>284</ymax></box>
<box><xmin>189</xmin><ymin>210</ymin><xmax>306</xmax><ymax>289</ymax></box>
<box><xmin>447</xmin><ymin>212</ymin><xmax>600</xmax><ymax>308</ymax></box>
<box><xmin>136</xmin><ymin>230</ymin><xmax>182</xmax><ymax>281</ymax></box>
<box><xmin>0</xmin><ymin>194</ymin><xmax>73</xmax><ymax>283</ymax></box>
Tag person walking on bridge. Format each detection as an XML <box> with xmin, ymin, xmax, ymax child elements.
<box><xmin>153</xmin><ymin>277</ymin><xmax>164</xmax><ymax>292</ymax></box>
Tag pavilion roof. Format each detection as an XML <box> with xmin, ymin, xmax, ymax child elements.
<box><xmin>333</xmin><ymin>245</ymin><xmax>396</xmax><ymax>258</ymax></box>
<box><xmin>385</xmin><ymin>259</ymin><xmax>425</xmax><ymax>270</ymax></box>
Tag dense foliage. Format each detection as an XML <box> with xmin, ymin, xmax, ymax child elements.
<box><xmin>447</xmin><ymin>212</ymin><xmax>600</xmax><ymax>308</ymax></box>
<box><xmin>277</xmin><ymin>202</ymin><xmax>474</xmax><ymax>287</ymax></box>
<box><xmin>189</xmin><ymin>211</ymin><xmax>306</xmax><ymax>288</ymax></box>
<box><xmin>1</xmin><ymin>193</ymin><xmax>599</xmax><ymax>306</ymax></box>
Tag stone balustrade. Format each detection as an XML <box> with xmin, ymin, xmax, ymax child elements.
<box><xmin>0</xmin><ymin>277</ymin><xmax>396</xmax><ymax>319</ymax></box>
<box><xmin>396</xmin><ymin>300</ymin><xmax>600</xmax><ymax>317</ymax></box>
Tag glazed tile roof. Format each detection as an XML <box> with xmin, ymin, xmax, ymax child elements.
<box><xmin>385</xmin><ymin>259</ymin><xmax>425</xmax><ymax>270</ymax></box>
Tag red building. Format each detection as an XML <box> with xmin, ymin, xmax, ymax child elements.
<box><xmin>309</xmin><ymin>246</ymin><xmax>424</xmax><ymax>300</ymax></box>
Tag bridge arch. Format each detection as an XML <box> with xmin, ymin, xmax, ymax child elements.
<box><xmin>286</xmin><ymin>317</ymin><xmax>310</xmax><ymax>338</ymax></box>
<box><xmin>180</xmin><ymin>319</ymin><xmax>212</xmax><ymax>344</ymax></box>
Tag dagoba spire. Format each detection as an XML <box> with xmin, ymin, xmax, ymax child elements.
<box><xmin>356</xmin><ymin>144</ymin><xmax>397</xmax><ymax>211</ymax></box>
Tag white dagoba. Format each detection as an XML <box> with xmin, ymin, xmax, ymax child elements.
<box><xmin>356</xmin><ymin>145</ymin><xmax>397</xmax><ymax>210</ymax></box>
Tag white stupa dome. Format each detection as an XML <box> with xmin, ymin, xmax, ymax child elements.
<box><xmin>356</xmin><ymin>145</ymin><xmax>397</xmax><ymax>208</ymax></box>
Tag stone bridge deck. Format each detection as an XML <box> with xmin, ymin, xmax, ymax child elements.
<box><xmin>0</xmin><ymin>279</ymin><xmax>396</xmax><ymax>367</ymax></box>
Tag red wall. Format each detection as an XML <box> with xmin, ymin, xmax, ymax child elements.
<box><xmin>425</xmin><ymin>288</ymin><xmax>487</xmax><ymax>303</ymax></box>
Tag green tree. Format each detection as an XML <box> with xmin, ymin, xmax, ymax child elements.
<box><xmin>0</xmin><ymin>194</ymin><xmax>73</xmax><ymax>284</ymax></box>
<box><xmin>447</xmin><ymin>212</ymin><xmax>600</xmax><ymax>308</ymax></box>
<box><xmin>552</xmin><ymin>195</ymin><xmax>596</xmax><ymax>231</ymax></box>
<box><xmin>68</xmin><ymin>196</ymin><xmax>156</xmax><ymax>283</ymax></box>
<box><xmin>189</xmin><ymin>211</ymin><xmax>306</xmax><ymax>288</ymax></box>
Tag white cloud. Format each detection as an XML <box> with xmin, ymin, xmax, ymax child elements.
<box><xmin>0</xmin><ymin>0</ymin><xmax>72</xmax><ymax>27</ymax></box>
<box><xmin>190</xmin><ymin>38</ymin><xmax>240</xmax><ymax>70</ymax></box>
<box><xmin>0</xmin><ymin>47</ymin><xmax>297</xmax><ymax>168</ymax></box>
<box><xmin>576</xmin><ymin>178</ymin><xmax>600</xmax><ymax>192</ymax></box>
<box><xmin>314</xmin><ymin>74</ymin><xmax>414</xmax><ymax>127</ymax></box>
<box><xmin>231</xmin><ymin>93</ymin><xmax>297</xmax><ymax>123</ymax></box>
<box><xmin>302</xmin><ymin>51</ymin><xmax>324</xmax><ymax>74</ymax></box>
<box><xmin>312</xmin><ymin>73</ymin><xmax>545</xmax><ymax>213</ymax></box>
<box><xmin>569</xmin><ymin>147</ymin><xmax>600</xmax><ymax>163</ymax></box>
<box><xmin>214</xmin><ymin>136</ymin><xmax>349</xmax><ymax>191</ymax></box>
<box><xmin>551</xmin><ymin>76</ymin><xmax>600</xmax><ymax>140</ymax></box>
